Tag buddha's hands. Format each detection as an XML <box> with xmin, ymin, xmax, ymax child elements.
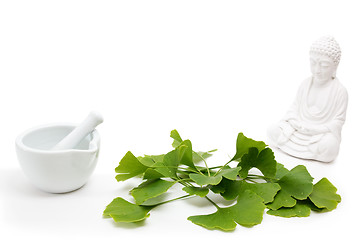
<box><xmin>288</xmin><ymin>119</ymin><xmax>315</xmax><ymax>134</ymax></box>
<box><xmin>289</xmin><ymin>119</ymin><xmax>329</xmax><ymax>135</ymax></box>
<box><xmin>288</xmin><ymin>119</ymin><xmax>302</xmax><ymax>131</ymax></box>
<box><xmin>298</xmin><ymin>122</ymin><xmax>316</xmax><ymax>134</ymax></box>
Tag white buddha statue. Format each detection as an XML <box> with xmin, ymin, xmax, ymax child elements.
<box><xmin>267</xmin><ymin>36</ymin><xmax>348</xmax><ymax>162</ymax></box>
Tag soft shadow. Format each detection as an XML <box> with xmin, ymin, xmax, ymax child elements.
<box><xmin>272</xmin><ymin>147</ymin><xmax>335</xmax><ymax>165</ymax></box>
<box><xmin>0</xmin><ymin>169</ymin><xmax>57</xmax><ymax>198</ymax></box>
<box><xmin>195</xmin><ymin>225</ymin><xmax>236</xmax><ymax>233</ymax></box>
<box><xmin>101</xmin><ymin>212</ymin><xmax>148</xmax><ymax>229</ymax></box>
<box><xmin>210</xmin><ymin>194</ymin><xmax>236</xmax><ymax>207</ymax></box>
<box><xmin>185</xmin><ymin>195</ymin><xmax>211</xmax><ymax>208</ymax></box>
<box><xmin>111</xmin><ymin>219</ymin><xmax>147</xmax><ymax>229</ymax></box>
<box><xmin>184</xmin><ymin>192</ymin><xmax>236</xmax><ymax>208</ymax></box>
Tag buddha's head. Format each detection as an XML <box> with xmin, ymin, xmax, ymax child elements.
<box><xmin>309</xmin><ymin>36</ymin><xmax>341</xmax><ymax>85</ymax></box>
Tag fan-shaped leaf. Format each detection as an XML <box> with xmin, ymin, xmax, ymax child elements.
<box><xmin>267</xmin><ymin>165</ymin><xmax>313</xmax><ymax>210</ymax></box>
<box><xmin>189</xmin><ymin>173</ymin><xmax>222</xmax><ymax>186</ymax></box>
<box><xmin>103</xmin><ymin>197</ymin><xmax>153</xmax><ymax>222</ymax></box>
<box><xmin>115</xmin><ymin>151</ymin><xmax>149</xmax><ymax>181</ymax></box>
<box><xmin>309</xmin><ymin>178</ymin><xmax>341</xmax><ymax>211</ymax></box>
<box><xmin>131</xmin><ymin>179</ymin><xmax>175</xmax><ymax>205</ymax></box>
<box><xmin>238</xmin><ymin>148</ymin><xmax>276</xmax><ymax>178</ymax></box>
<box><xmin>182</xmin><ymin>186</ymin><xmax>209</xmax><ymax>197</ymax></box>
<box><xmin>188</xmin><ymin>190</ymin><xmax>266</xmax><ymax>231</ymax></box>
<box><xmin>232</xmin><ymin>133</ymin><xmax>267</xmax><ymax>161</ymax></box>
<box><xmin>267</xmin><ymin>201</ymin><xmax>311</xmax><ymax>218</ymax></box>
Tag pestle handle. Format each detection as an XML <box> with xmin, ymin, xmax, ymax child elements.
<box><xmin>52</xmin><ymin>111</ymin><xmax>104</xmax><ymax>151</ymax></box>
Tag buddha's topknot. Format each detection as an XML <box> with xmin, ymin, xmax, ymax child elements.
<box><xmin>310</xmin><ymin>36</ymin><xmax>341</xmax><ymax>65</ymax></box>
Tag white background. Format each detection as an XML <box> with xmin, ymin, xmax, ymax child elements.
<box><xmin>1</xmin><ymin>0</ymin><xmax>359</xmax><ymax>239</ymax></box>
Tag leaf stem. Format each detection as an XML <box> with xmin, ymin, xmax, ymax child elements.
<box><xmin>208</xmin><ymin>166</ymin><xmax>222</xmax><ymax>170</ymax></box>
<box><xmin>205</xmin><ymin>196</ymin><xmax>220</xmax><ymax>210</ymax></box>
<box><xmin>152</xmin><ymin>166</ymin><xmax>204</xmax><ymax>175</ymax></box>
<box><xmin>193</xmin><ymin>151</ymin><xmax>211</xmax><ymax>176</ymax></box>
<box><xmin>153</xmin><ymin>165</ymin><xmax>200</xmax><ymax>174</ymax></box>
<box><xmin>247</xmin><ymin>174</ymin><xmax>278</xmax><ymax>181</ymax></box>
<box><xmin>175</xmin><ymin>178</ymin><xmax>191</xmax><ymax>183</ymax></box>
<box><xmin>175</xmin><ymin>178</ymin><xmax>192</xmax><ymax>187</ymax></box>
<box><xmin>214</xmin><ymin>158</ymin><xmax>234</xmax><ymax>176</ymax></box>
<box><xmin>146</xmin><ymin>194</ymin><xmax>192</xmax><ymax>207</ymax></box>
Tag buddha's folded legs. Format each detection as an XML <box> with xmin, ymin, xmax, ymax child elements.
<box><xmin>267</xmin><ymin>122</ymin><xmax>340</xmax><ymax>162</ymax></box>
<box><xmin>308</xmin><ymin>133</ymin><xmax>340</xmax><ymax>162</ymax></box>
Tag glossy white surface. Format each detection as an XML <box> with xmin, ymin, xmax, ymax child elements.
<box><xmin>15</xmin><ymin>124</ymin><xmax>100</xmax><ymax>193</ymax></box>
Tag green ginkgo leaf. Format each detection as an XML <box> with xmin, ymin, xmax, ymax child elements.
<box><xmin>267</xmin><ymin>190</ymin><xmax>297</xmax><ymax>210</ymax></box>
<box><xmin>214</xmin><ymin>179</ymin><xmax>280</xmax><ymax>203</ymax></box>
<box><xmin>243</xmin><ymin>182</ymin><xmax>281</xmax><ymax>203</ymax></box>
<box><xmin>188</xmin><ymin>190</ymin><xmax>266</xmax><ymax>231</ymax></box>
<box><xmin>103</xmin><ymin>197</ymin><xmax>153</xmax><ymax>222</ymax></box>
<box><xmin>238</xmin><ymin>147</ymin><xmax>277</xmax><ymax>178</ymax></box>
<box><xmin>131</xmin><ymin>179</ymin><xmax>175</xmax><ymax>205</ymax></box>
<box><xmin>189</xmin><ymin>166</ymin><xmax>241</xmax><ymax>186</ymax></box>
<box><xmin>189</xmin><ymin>173</ymin><xmax>223</xmax><ymax>186</ymax></box>
<box><xmin>115</xmin><ymin>151</ymin><xmax>149</xmax><ymax>181</ymax></box>
<box><xmin>309</xmin><ymin>178</ymin><xmax>341</xmax><ymax>211</ymax></box>
<box><xmin>238</xmin><ymin>181</ymin><xmax>280</xmax><ymax>203</ymax></box>
<box><xmin>267</xmin><ymin>165</ymin><xmax>313</xmax><ymax>210</ymax></box>
<box><xmin>170</xmin><ymin>129</ymin><xmax>183</xmax><ymax>148</ymax></box>
<box><xmin>105</xmin><ymin>130</ymin><xmax>341</xmax><ymax>231</ymax></box>
<box><xmin>188</xmin><ymin>205</ymin><xmax>237</xmax><ymax>231</ymax></box>
<box><xmin>275</xmin><ymin>163</ymin><xmax>290</xmax><ymax>179</ymax></box>
<box><xmin>277</xmin><ymin>165</ymin><xmax>314</xmax><ymax>199</ymax></box>
<box><xmin>217</xmin><ymin>166</ymin><xmax>242</xmax><ymax>180</ymax></box>
<box><xmin>142</xmin><ymin>168</ymin><xmax>164</xmax><ymax>180</ymax></box>
<box><xmin>156</xmin><ymin>145</ymin><xmax>188</xmax><ymax>178</ymax></box>
<box><xmin>179</xmin><ymin>140</ymin><xmax>197</xmax><ymax>170</ymax></box>
<box><xmin>267</xmin><ymin>201</ymin><xmax>311</xmax><ymax>218</ymax></box>
<box><xmin>170</xmin><ymin>129</ymin><xmax>217</xmax><ymax>164</ymax></box>
<box><xmin>138</xmin><ymin>154</ymin><xmax>165</xmax><ymax>166</ymax></box>
<box><xmin>182</xmin><ymin>186</ymin><xmax>209</xmax><ymax>197</ymax></box>
<box><xmin>232</xmin><ymin>132</ymin><xmax>267</xmax><ymax>161</ymax></box>
<box><xmin>209</xmin><ymin>178</ymin><xmax>239</xmax><ymax>199</ymax></box>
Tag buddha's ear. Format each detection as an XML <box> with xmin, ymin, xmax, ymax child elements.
<box><xmin>332</xmin><ymin>68</ymin><xmax>337</xmax><ymax>79</ymax></box>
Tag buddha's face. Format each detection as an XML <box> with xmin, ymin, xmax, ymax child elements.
<box><xmin>310</xmin><ymin>53</ymin><xmax>337</xmax><ymax>85</ymax></box>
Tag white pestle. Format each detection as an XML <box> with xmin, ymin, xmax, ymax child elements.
<box><xmin>51</xmin><ymin>111</ymin><xmax>104</xmax><ymax>151</ymax></box>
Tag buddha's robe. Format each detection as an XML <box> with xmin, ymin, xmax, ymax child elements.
<box><xmin>272</xmin><ymin>77</ymin><xmax>348</xmax><ymax>162</ymax></box>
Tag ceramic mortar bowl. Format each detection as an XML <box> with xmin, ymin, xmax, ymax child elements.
<box><xmin>15</xmin><ymin>123</ymin><xmax>100</xmax><ymax>193</ymax></box>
